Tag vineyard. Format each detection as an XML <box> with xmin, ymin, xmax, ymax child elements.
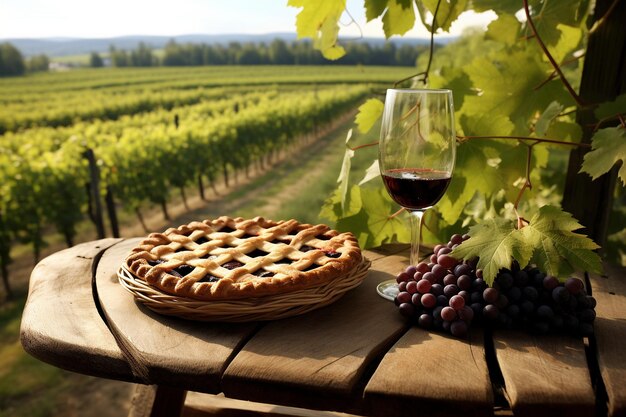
<box><xmin>0</xmin><ymin>65</ymin><xmax>413</xmax><ymax>297</ymax></box>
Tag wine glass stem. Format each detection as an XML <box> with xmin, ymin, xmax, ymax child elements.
<box><xmin>410</xmin><ymin>210</ymin><xmax>425</xmax><ymax>266</ymax></box>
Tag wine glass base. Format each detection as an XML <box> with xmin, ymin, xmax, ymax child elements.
<box><xmin>376</xmin><ymin>279</ymin><xmax>398</xmax><ymax>301</ymax></box>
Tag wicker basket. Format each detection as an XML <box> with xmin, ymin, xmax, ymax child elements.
<box><xmin>117</xmin><ymin>258</ymin><xmax>371</xmax><ymax>322</ymax></box>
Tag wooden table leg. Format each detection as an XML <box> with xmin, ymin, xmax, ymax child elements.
<box><xmin>129</xmin><ymin>385</ymin><xmax>187</xmax><ymax>417</ymax></box>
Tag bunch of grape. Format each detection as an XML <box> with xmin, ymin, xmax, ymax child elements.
<box><xmin>394</xmin><ymin>234</ymin><xmax>597</xmax><ymax>338</ymax></box>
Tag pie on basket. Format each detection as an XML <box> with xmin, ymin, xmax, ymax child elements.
<box><xmin>124</xmin><ymin>216</ymin><xmax>363</xmax><ymax>300</ymax></box>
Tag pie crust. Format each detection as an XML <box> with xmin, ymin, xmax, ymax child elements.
<box><xmin>124</xmin><ymin>216</ymin><xmax>363</xmax><ymax>300</ymax></box>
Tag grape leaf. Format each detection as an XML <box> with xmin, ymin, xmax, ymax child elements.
<box><xmin>361</xmin><ymin>186</ymin><xmax>410</xmax><ymax>247</ymax></box>
<box><xmin>594</xmin><ymin>93</ymin><xmax>626</xmax><ymax>120</ymax></box>
<box><xmin>358</xmin><ymin>159</ymin><xmax>381</xmax><ymax>185</ymax></box>
<box><xmin>382</xmin><ymin>0</ymin><xmax>416</xmax><ymax>38</ymax></box>
<box><xmin>472</xmin><ymin>0</ymin><xmax>520</xmax><ymax>14</ymax></box>
<box><xmin>535</xmin><ymin>101</ymin><xmax>563</xmax><ymax>137</ymax></box>
<box><xmin>364</xmin><ymin>0</ymin><xmax>387</xmax><ymax>21</ymax></box>
<box><xmin>485</xmin><ymin>13</ymin><xmax>520</xmax><ymax>46</ymax></box>
<box><xmin>450</xmin><ymin>217</ymin><xmax>532</xmax><ymax>285</ymax></box>
<box><xmin>551</xmin><ymin>24</ymin><xmax>582</xmax><ymax>64</ymax></box>
<box><xmin>288</xmin><ymin>0</ymin><xmax>346</xmax><ymax>60</ymax></box>
<box><xmin>580</xmin><ymin>127</ymin><xmax>626</xmax><ymax>186</ymax></box>
<box><xmin>355</xmin><ymin>99</ymin><xmax>384</xmax><ymax>133</ymax></box>
<box><xmin>337</xmin><ymin>147</ymin><xmax>355</xmax><ymax>210</ymax></box>
<box><xmin>531</xmin><ymin>0</ymin><xmax>581</xmax><ymax>46</ymax></box>
<box><xmin>418</xmin><ymin>0</ymin><xmax>468</xmax><ymax>32</ymax></box>
<box><xmin>520</xmin><ymin>205</ymin><xmax>602</xmax><ymax>277</ymax></box>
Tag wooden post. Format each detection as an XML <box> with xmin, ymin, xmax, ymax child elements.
<box><xmin>562</xmin><ymin>0</ymin><xmax>626</xmax><ymax>247</ymax></box>
<box><xmin>83</xmin><ymin>149</ymin><xmax>106</xmax><ymax>239</ymax></box>
<box><xmin>105</xmin><ymin>186</ymin><xmax>120</xmax><ymax>238</ymax></box>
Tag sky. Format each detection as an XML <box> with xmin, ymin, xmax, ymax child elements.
<box><xmin>0</xmin><ymin>0</ymin><xmax>496</xmax><ymax>40</ymax></box>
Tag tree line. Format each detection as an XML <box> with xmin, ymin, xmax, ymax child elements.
<box><xmin>0</xmin><ymin>43</ymin><xmax>49</xmax><ymax>76</ymax></box>
<box><xmin>0</xmin><ymin>38</ymin><xmax>426</xmax><ymax>77</ymax></box>
<box><xmin>100</xmin><ymin>38</ymin><xmax>425</xmax><ymax>67</ymax></box>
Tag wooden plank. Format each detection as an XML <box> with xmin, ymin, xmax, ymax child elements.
<box><xmin>182</xmin><ymin>392</ymin><xmax>362</xmax><ymax>417</ymax></box>
<box><xmin>221</xmin><ymin>253</ymin><xmax>411</xmax><ymax>414</ymax></box>
<box><xmin>19</xmin><ymin>238</ymin><xmax>135</xmax><ymax>381</ymax></box>
<box><xmin>589</xmin><ymin>264</ymin><xmax>626</xmax><ymax>417</ymax></box>
<box><xmin>363</xmin><ymin>328</ymin><xmax>493</xmax><ymax>417</ymax></box>
<box><xmin>95</xmin><ymin>238</ymin><xmax>260</xmax><ymax>393</ymax></box>
<box><xmin>493</xmin><ymin>330</ymin><xmax>595</xmax><ymax>417</ymax></box>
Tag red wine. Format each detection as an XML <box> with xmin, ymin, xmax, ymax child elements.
<box><xmin>382</xmin><ymin>168</ymin><xmax>451</xmax><ymax>210</ymax></box>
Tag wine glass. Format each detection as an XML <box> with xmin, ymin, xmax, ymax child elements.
<box><xmin>376</xmin><ymin>89</ymin><xmax>456</xmax><ymax>301</ymax></box>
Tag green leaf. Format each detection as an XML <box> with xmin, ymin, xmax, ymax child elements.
<box><xmin>551</xmin><ymin>24</ymin><xmax>582</xmax><ymax>64</ymax></box>
<box><xmin>419</xmin><ymin>0</ymin><xmax>469</xmax><ymax>32</ymax></box>
<box><xmin>535</xmin><ymin>101</ymin><xmax>563</xmax><ymax>137</ymax></box>
<box><xmin>580</xmin><ymin>127</ymin><xmax>626</xmax><ymax>186</ymax></box>
<box><xmin>594</xmin><ymin>93</ymin><xmax>626</xmax><ymax>121</ymax></box>
<box><xmin>485</xmin><ymin>14</ymin><xmax>520</xmax><ymax>46</ymax></box>
<box><xmin>355</xmin><ymin>99</ymin><xmax>384</xmax><ymax>133</ymax></box>
<box><xmin>337</xmin><ymin>147</ymin><xmax>355</xmax><ymax>210</ymax></box>
<box><xmin>358</xmin><ymin>159</ymin><xmax>381</xmax><ymax>186</ymax></box>
<box><xmin>472</xmin><ymin>0</ymin><xmax>520</xmax><ymax>14</ymax></box>
<box><xmin>531</xmin><ymin>0</ymin><xmax>581</xmax><ymax>46</ymax></box>
<box><xmin>520</xmin><ymin>205</ymin><xmax>602</xmax><ymax>277</ymax></box>
<box><xmin>382</xmin><ymin>0</ymin><xmax>416</xmax><ymax>38</ymax></box>
<box><xmin>361</xmin><ymin>186</ymin><xmax>410</xmax><ymax>247</ymax></box>
<box><xmin>364</xmin><ymin>0</ymin><xmax>387</xmax><ymax>21</ymax></box>
<box><xmin>450</xmin><ymin>217</ymin><xmax>532</xmax><ymax>285</ymax></box>
<box><xmin>288</xmin><ymin>0</ymin><xmax>347</xmax><ymax>60</ymax></box>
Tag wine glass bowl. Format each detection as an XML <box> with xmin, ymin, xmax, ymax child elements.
<box><xmin>377</xmin><ymin>89</ymin><xmax>456</xmax><ymax>300</ymax></box>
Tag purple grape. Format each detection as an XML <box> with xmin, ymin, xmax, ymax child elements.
<box><xmin>437</xmin><ymin>254</ymin><xmax>458</xmax><ymax>270</ymax></box>
<box><xmin>450</xmin><ymin>320</ymin><xmax>468</xmax><ymax>337</ymax></box>
<box><xmin>457</xmin><ymin>274</ymin><xmax>472</xmax><ymax>291</ymax></box>
<box><xmin>483</xmin><ymin>304</ymin><xmax>499</xmax><ymax>320</ymax></box>
<box><xmin>450</xmin><ymin>234</ymin><xmax>464</xmax><ymax>246</ymax></box>
<box><xmin>418</xmin><ymin>313</ymin><xmax>433</xmax><ymax>329</ymax></box>
<box><xmin>406</xmin><ymin>280</ymin><xmax>418</xmax><ymax>294</ymax></box>
<box><xmin>398</xmin><ymin>303</ymin><xmax>414</xmax><ymax>317</ymax></box>
<box><xmin>411</xmin><ymin>293</ymin><xmax>422</xmax><ymax>307</ymax></box>
<box><xmin>542</xmin><ymin>275</ymin><xmax>559</xmax><ymax>290</ymax></box>
<box><xmin>416</xmin><ymin>279</ymin><xmax>432</xmax><ymax>294</ymax></box>
<box><xmin>523</xmin><ymin>286</ymin><xmax>539</xmax><ymax>302</ymax></box>
<box><xmin>552</xmin><ymin>286</ymin><xmax>570</xmax><ymax>304</ymax></box>
<box><xmin>430</xmin><ymin>283</ymin><xmax>444</xmax><ymax>296</ymax></box>
<box><xmin>458</xmin><ymin>290</ymin><xmax>470</xmax><ymax>303</ymax></box>
<box><xmin>459</xmin><ymin>306</ymin><xmax>474</xmax><ymax>323</ymax></box>
<box><xmin>514</xmin><ymin>270</ymin><xmax>529</xmax><ymax>286</ymax></box>
<box><xmin>396</xmin><ymin>271</ymin><xmax>411</xmax><ymax>283</ymax></box>
<box><xmin>441</xmin><ymin>306</ymin><xmax>457</xmax><ymax>321</ymax></box>
<box><xmin>416</xmin><ymin>262</ymin><xmax>430</xmax><ymax>274</ymax></box>
<box><xmin>578</xmin><ymin>309</ymin><xmax>596</xmax><ymax>323</ymax></box>
<box><xmin>565</xmin><ymin>277</ymin><xmax>584</xmax><ymax>295</ymax></box>
<box><xmin>483</xmin><ymin>287</ymin><xmax>499</xmax><ymax>303</ymax></box>
<box><xmin>396</xmin><ymin>291</ymin><xmax>411</xmax><ymax>304</ymax></box>
<box><xmin>449</xmin><ymin>294</ymin><xmax>465</xmax><ymax>310</ymax></box>
<box><xmin>437</xmin><ymin>295</ymin><xmax>449</xmax><ymax>306</ymax></box>
<box><xmin>454</xmin><ymin>263</ymin><xmax>471</xmax><ymax>277</ymax></box>
<box><xmin>443</xmin><ymin>274</ymin><xmax>457</xmax><ymax>286</ymax></box>
<box><xmin>497</xmin><ymin>272</ymin><xmax>514</xmax><ymax>290</ymax></box>
<box><xmin>431</xmin><ymin>264</ymin><xmax>447</xmax><ymax>281</ymax></box>
<box><xmin>444</xmin><ymin>284</ymin><xmax>459</xmax><ymax>298</ymax></box>
<box><xmin>433</xmin><ymin>306</ymin><xmax>444</xmax><ymax>320</ymax></box>
<box><xmin>536</xmin><ymin>305</ymin><xmax>554</xmax><ymax>319</ymax></box>
<box><xmin>422</xmin><ymin>272</ymin><xmax>436</xmax><ymax>284</ymax></box>
<box><xmin>421</xmin><ymin>293</ymin><xmax>437</xmax><ymax>309</ymax></box>
<box><xmin>405</xmin><ymin>265</ymin><xmax>417</xmax><ymax>277</ymax></box>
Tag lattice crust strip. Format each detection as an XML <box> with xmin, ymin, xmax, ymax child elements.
<box><xmin>125</xmin><ymin>216</ymin><xmax>363</xmax><ymax>301</ymax></box>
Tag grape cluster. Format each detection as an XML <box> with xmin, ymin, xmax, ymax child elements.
<box><xmin>394</xmin><ymin>234</ymin><xmax>597</xmax><ymax>338</ymax></box>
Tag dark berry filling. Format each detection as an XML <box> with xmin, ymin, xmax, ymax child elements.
<box><xmin>195</xmin><ymin>236</ymin><xmax>209</xmax><ymax>245</ymax></box>
<box><xmin>242</xmin><ymin>233</ymin><xmax>257</xmax><ymax>239</ymax></box>
<box><xmin>198</xmin><ymin>275</ymin><xmax>221</xmax><ymax>283</ymax></box>
<box><xmin>315</xmin><ymin>234</ymin><xmax>331</xmax><ymax>241</ymax></box>
<box><xmin>302</xmin><ymin>264</ymin><xmax>320</xmax><ymax>272</ymax></box>
<box><xmin>247</xmin><ymin>249</ymin><xmax>267</xmax><ymax>258</ymax></box>
<box><xmin>147</xmin><ymin>259</ymin><xmax>165</xmax><ymax>266</ymax></box>
<box><xmin>219</xmin><ymin>226</ymin><xmax>236</xmax><ymax>233</ymax></box>
<box><xmin>300</xmin><ymin>245</ymin><xmax>318</xmax><ymax>252</ymax></box>
<box><xmin>253</xmin><ymin>270</ymin><xmax>275</xmax><ymax>278</ymax></box>
<box><xmin>325</xmin><ymin>251</ymin><xmax>341</xmax><ymax>259</ymax></box>
<box><xmin>223</xmin><ymin>260</ymin><xmax>244</xmax><ymax>270</ymax></box>
<box><xmin>172</xmin><ymin>264</ymin><xmax>195</xmax><ymax>277</ymax></box>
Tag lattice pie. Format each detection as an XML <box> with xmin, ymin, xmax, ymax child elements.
<box><xmin>125</xmin><ymin>216</ymin><xmax>362</xmax><ymax>300</ymax></box>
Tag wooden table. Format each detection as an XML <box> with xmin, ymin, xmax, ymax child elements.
<box><xmin>20</xmin><ymin>238</ymin><xmax>626</xmax><ymax>417</ymax></box>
